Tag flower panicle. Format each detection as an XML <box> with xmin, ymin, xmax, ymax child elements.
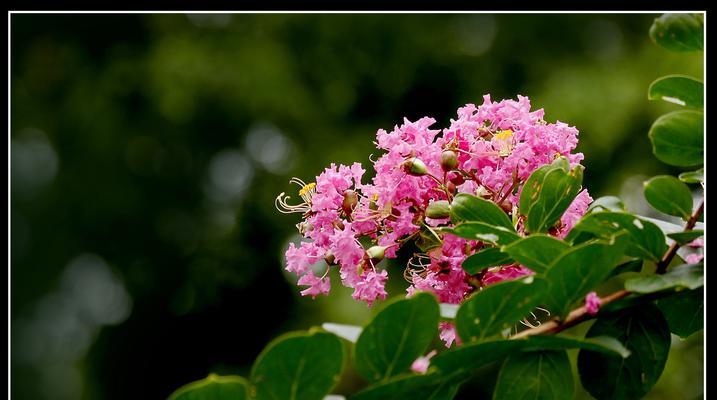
<box><xmin>278</xmin><ymin>95</ymin><xmax>591</xmax><ymax>313</ymax></box>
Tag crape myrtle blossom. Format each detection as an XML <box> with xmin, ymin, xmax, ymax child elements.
<box><xmin>277</xmin><ymin>95</ymin><xmax>591</xmax><ymax>321</ymax></box>
<box><xmin>584</xmin><ymin>291</ymin><xmax>602</xmax><ymax>316</ymax></box>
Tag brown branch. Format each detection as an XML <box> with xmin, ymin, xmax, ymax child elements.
<box><xmin>655</xmin><ymin>199</ymin><xmax>704</xmax><ymax>274</ymax></box>
<box><xmin>511</xmin><ymin>198</ymin><xmax>704</xmax><ymax>340</ymax></box>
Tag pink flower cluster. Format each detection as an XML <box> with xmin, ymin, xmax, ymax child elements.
<box><xmin>278</xmin><ymin>95</ymin><xmax>591</xmax><ymax>310</ymax></box>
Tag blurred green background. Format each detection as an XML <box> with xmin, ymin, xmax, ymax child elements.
<box><xmin>10</xmin><ymin>13</ymin><xmax>703</xmax><ymax>400</ymax></box>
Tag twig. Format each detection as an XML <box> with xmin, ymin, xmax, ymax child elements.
<box><xmin>655</xmin><ymin>199</ymin><xmax>704</xmax><ymax>274</ymax></box>
<box><xmin>511</xmin><ymin>198</ymin><xmax>704</xmax><ymax>339</ymax></box>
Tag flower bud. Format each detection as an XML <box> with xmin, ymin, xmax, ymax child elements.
<box><xmin>324</xmin><ymin>251</ymin><xmax>336</xmax><ymax>265</ymax></box>
<box><xmin>366</xmin><ymin>245</ymin><xmax>386</xmax><ymax>261</ymax></box>
<box><xmin>342</xmin><ymin>190</ymin><xmax>358</xmax><ymax>215</ymax></box>
<box><xmin>425</xmin><ymin>200</ymin><xmax>451</xmax><ymax>219</ymax></box>
<box><xmin>445</xmin><ymin>181</ymin><xmax>456</xmax><ymax>194</ymax></box>
<box><xmin>447</xmin><ymin>171</ymin><xmax>464</xmax><ymax>186</ymax></box>
<box><xmin>440</xmin><ymin>150</ymin><xmax>458</xmax><ymax>171</ymax></box>
<box><xmin>402</xmin><ymin>157</ymin><xmax>428</xmax><ymax>176</ymax></box>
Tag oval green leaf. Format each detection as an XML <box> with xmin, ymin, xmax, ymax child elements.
<box><xmin>461</xmin><ymin>247</ymin><xmax>513</xmax><ymax>275</ymax></box>
<box><xmin>564</xmin><ymin>212</ymin><xmax>667</xmax><ymax>262</ymax></box>
<box><xmin>456</xmin><ymin>277</ymin><xmax>548</xmax><ymax>343</ymax></box>
<box><xmin>350</xmin><ymin>373</ymin><xmax>460</xmax><ymax>400</ymax></box>
<box><xmin>655</xmin><ymin>288</ymin><xmax>704</xmax><ymax>338</ymax></box>
<box><xmin>450</xmin><ymin>193</ymin><xmax>514</xmax><ymax>230</ymax></box>
<box><xmin>250</xmin><ymin>331</ymin><xmax>344</xmax><ymax>400</ymax></box>
<box><xmin>608</xmin><ymin>259</ymin><xmax>643</xmax><ymax>278</ymax></box>
<box><xmin>520</xmin><ymin>157</ymin><xmax>584</xmax><ymax>234</ymax></box>
<box><xmin>643</xmin><ymin>175</ymin><xmax>693</xmax><ymax>220</ymax></box>
<box><xmin>667</xmin><ymin>229</ymin><xmax>703</xmax><ymax>245</ymax></box>
<box><xmin>354</xmin><ymin>292</ymin><xmax>440</xmax><ymax>382</ymax></box>
<box><xmin>431</xmin><ymin>335</ymin><xmax>629</xmax><ymax>382</ymax></box>
<box><xmin>649</xmin><ymin>13</ymin><xmax>704</xmax><ymax>52</ymax></box>
<box><xmin>493</xmin><ymin>350</ymin><xmax>574</xmax><ymax>400</ymax></box>
<box><xmin>445</xmin><ymin>222</ymin><xmax>520</xmax><ymax>245</ymax></box>
<box><xmin>543</xmin><ymin>234</ymin><xmax>629</xmax><ymax>319</ymax></box>
<box><xmin>169</xmin><ymin>375</ymin><xmax>248</xmax><ymax>400</ymax></box>
<box><xmin>501</xmin><ymin>235</ymin><xmax>569</xmax><ymax>273</ymax></box>
<box><xmin>648</xmin><ymin>75</ymin><xmax>703</xmax><ymax>108</ymax></box>
<box><xmin>625</xmin><ymin>262</ymin><xmax>703</xmax><ymax>293</ymax></box>
<box><xmin>578</xmin><ymin>304</ymin><xmax>671</xmax><ymax>400</ymax></box>
<box><xmin>648</xmin><ymin>110</ymin><xmax>703</xmax><ymax>167</ymax></box>
<box><xmin>586</xmin><ymin>196</ymin><xmax>626</xmax><ymax>213</ymax></box>
<box><xmin>679</xmin><ymin>168</ymin><xmax>704</xmax><ymax>184</ymax></box>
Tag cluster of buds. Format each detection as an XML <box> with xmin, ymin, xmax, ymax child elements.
<box><xmin>277</xmin><ymin>95</ymin><xmax>592</xmax><ymax>345</ymax></box>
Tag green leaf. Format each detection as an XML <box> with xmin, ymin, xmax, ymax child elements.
<box><xmin>516</xmin><ymin>335</ymin><xmax>630</xmax><ymax>358</ymax></box>
<box><xmin>493</xmin><ymin>350</ymin><xmax>574</xmax><ymax>400</ymax></box>
<box><xmin>354</xmin><ymin>292</ymin><xmax>440</xmax><ymax>382</ymax></box>
<box><xmin>625</xmin><ymin>263</ymin><xmax>703</xmax><ymax>293</ymax></box>
<box><xmin>586</xmin><ymin>196</ymin><xmax>626</xmax><ymax>213</ymax></box>
<box><xmin>667</xmin><ymin>229</ymin><xmax>703</xmax><ymax>245</ymax></box>
<box><xmin>543</xmin><ymin>234</ymin><xmax>629</xmax><ymax>319</ymax></box>
<box><xmin>648</xmin><ymin>75</ymin><xmax>703</xmax><ymax>108</ymax></box>
<box><xmin>679</xmin><ymin>168</ymin><xmax>704</xmax><ymax>183</ymax></box>
<box><xmin>643</xmin><ymin>175</ymin><xmax>693</xmax><ymax>220</ymax></box>
<box><xmin>461</xmin><ymin>247</ymin><xmax>513</xmax><ymax>275</ymax></box>
<box><xmin>564</xmin><ymin>212</ymin><xmax>667</xmax><ymax>262</ymax></box>
<box><xmin>456</xmin><ymin>277</ymin><xmax>548</xmax><ymax>342</ymax></box>
<box><xmin>608</xmin><ymin>259</ymin><xmax>643</xmax><ymax>278</ymax></box>
<box><xmin>431</xmin><ymin>335</ymin><xmax>629</xmax><ymax>382</ymax></box>
<box><xmin>169</xmin><ymin>375</ymin><xmax>248</xmax><ymax>400</ymax></box>
<box><xmin>649</xmin><ymin>13</ymin><xmax>704</xmax><ymax>52</ymax></box>
<box><xmin>250</xmin><ymin>331</ymin><xmax>344</xmax><ymax>400</ymax></box>
<box><xmin>501</xmin><ymin>235</ymin><xmax>569</xmax><ymax>273</ymax></box>
<box><xmin>450</xmin><ymin>193</ymin><xmax>514</xmax><ymax>230</ymax></box>
<box><xmin>578</xmin><ymin>304</ymin><xmax>671</xmax><ymax>400</ymax></box>
<box><xmin>444</xmin><ymin>222</ymin><xmax>520</xmax><ymax>245</ymax></box>
<box><xmin>655</xmin><ymin>288</ymin><xmax>704</xmax><ymax>338</ymax></box>
<box><xmin>415</xmin><ymin>225</ymin><xmax>443</xmax><ymax>252</ymax></box>
<box><xmin>648</xmin><ymin>110</ymin><xmax>704</xmax><ymax>167</ymax></box>
<box><xmin>350</xmin><ymin>373</ymin><xmax>460</xmax><ymax>400</ymax></box>
<box><xmin>520</xmin><ymin>157</ymin><xmax>584</xmax><ymax>233</ymax></box>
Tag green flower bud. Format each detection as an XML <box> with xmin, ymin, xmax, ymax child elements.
<box><xmin>366</xmin><ymin>245</ymin><xmax>386</xmax><ymax>260</ymax></box>
<box><xmin>402</xmin><ymin>157</ymin><xmax>428</xmax><ymax>176</ymax></box>
<box><xmin>425</xmin><ymin>200</ymin><xmax>451</xmax><ymax>219</ymax></box>
<box><xmin>440</xmin><ymin>150</ymin><xmax>458</xmax><ymax>171</ymax></box>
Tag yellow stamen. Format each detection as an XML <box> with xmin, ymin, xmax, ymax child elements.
<box><xmin>494</xmin><ymin>129</ymin><xmax>513</xmax><ymax>141</ymax></box>
<box><xmin>299</xmin><ymin>182</ymin><xmax>316</xmax><ymax>197</ymax></box>
<box><xmin>494</xmin><ymin>129</ymin><xmax>514</xmax><ymax>156</ymax></box>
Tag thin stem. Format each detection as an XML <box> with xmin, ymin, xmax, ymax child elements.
<box><xmin>511</xmin><ymin>197</ymin><xmax>704</xmax><ymax>339</ymax></box>
<box><xmin>655</xmin><ymin>199</ymin><xmax>704</xmax><ymax>274</ymax></box>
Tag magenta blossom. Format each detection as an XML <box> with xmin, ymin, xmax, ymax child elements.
<box><xmin>277</xmin><ymin>95</ymin><xmax>591</xmax><ymax>307</ymax></box>
<box><xmin>585</xmin><ymin>292</ymin><xmax>601</xmax><ymax>315</ymax></box>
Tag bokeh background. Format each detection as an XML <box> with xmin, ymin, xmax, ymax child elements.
<box><xmin>10</xmin><ymin>13</ymin><xmax>704</xmax><ymax>400</ymax></box>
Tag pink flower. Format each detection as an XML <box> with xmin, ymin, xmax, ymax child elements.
<box><xmin>351</xmin><ymin>270</ymin><xmax>389</xmax><ymax>306</ymax></box>
<box><xmin>685</xmin><ymin>253</ymin><xmax>704</xmax><ymax>264</ymax></box>
<box><xmin>585</xmin><ymin>291</ymin><xmax>601</xmax><ymax>315</ymax></box>
<box><xmin>411</xmin><ymin>350</ymin><xmax>437</xmax><ymax>374</ymax></box>
<box><xmin>279</xmin><ymin>95</ymin><xmax>590</xmax><ymax>308</ymax></box>
<box><xmin>285</xmin><ymin>242</ymin><xmax>322</xmax><ymax>276</ymax></box>
<box><xmin>330</xmin><ymin>223</ymin><xmax>364</xmax><ymax>270</ymax></box>
<box><xmin>559</xmin><ymin>190</ymin><xmax>593</xmax><ymax>237</ymax></box>
<box><xmin>297</xmin><ymin>273</ymin><xmax>331</xmax><ymax>299</ymax></box>
<box><xmin>439</xmin><ymin>322</ymin><xmax>462</xmax><ymax>348</ymax></box>
<box><xmin>482</xmin><ymin>265</ymin><xmax>534</xmax><ymax>286</ymax></box>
